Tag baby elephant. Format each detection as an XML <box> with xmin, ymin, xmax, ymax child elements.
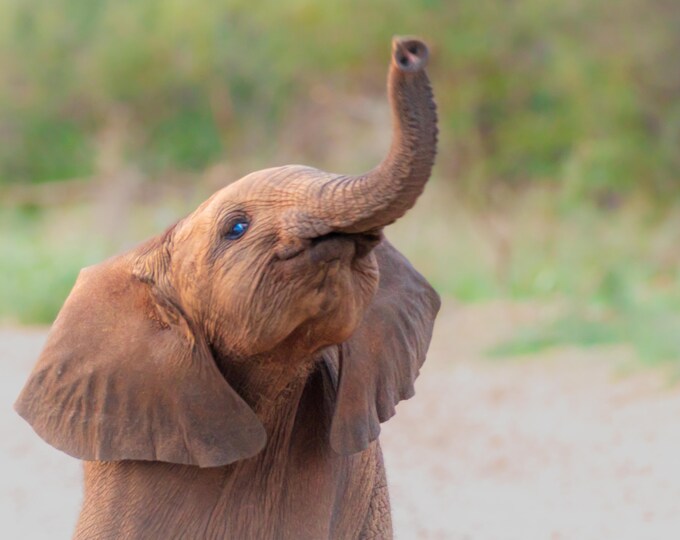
<box><xmin>16</xmin><ymin>37</ymin><xmax>439</xmax><ymax>539</ymax></box>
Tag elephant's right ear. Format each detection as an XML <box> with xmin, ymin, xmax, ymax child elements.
<box><xmin>328</xmin><ymin>240</ymin><xmax>440</xmax><ymax>455</ymax></box>
<box><xmin>14</xmin><ymin>247</ymin><xmax>266</xmax><ymax>468</ymax></box>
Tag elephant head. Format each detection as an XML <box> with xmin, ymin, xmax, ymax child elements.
<box><xmin>15</xmin><ymin>38</ymin><xmax>440</xmax><ymax>467</ymax></box>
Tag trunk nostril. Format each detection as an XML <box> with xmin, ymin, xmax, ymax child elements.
<box><xmin>392</xmin><ymin>37</ymin><xmax>428</xmax><ymax>73</ymax></box>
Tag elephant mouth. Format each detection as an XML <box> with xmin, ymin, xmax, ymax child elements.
<box><xmin>311</xmin><ymin>231</ymin><xmax>382</xmax><ymax>260</ymax></box>
<box><xmin>277</xmin><ymin>231</ymin><xmax>382</xmax><ymax>263</ymax></box>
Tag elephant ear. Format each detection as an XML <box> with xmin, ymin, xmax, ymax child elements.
<box><xmin>328</xmin><ymin>240</ymin><xmax>441</xmax><ymax>455</ymax></box>
<box><xmin>14</xmin><ymin>246</ymin><xmax>266</xmax><ymax>468</ymax></box>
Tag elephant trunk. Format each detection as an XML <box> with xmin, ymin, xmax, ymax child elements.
<box><xmin>303</xmin><ymin>37</ymin><xmax>438</xmax><ymax>235</ymax></box>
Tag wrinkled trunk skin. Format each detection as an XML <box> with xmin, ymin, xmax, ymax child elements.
<box><xmin>74</xmin><ymin>362</ymin><xmax>390</xmax><ymax>540</ymax></box>
<box><xmin>302</xmin><ymin>37</ymin><xmax>438</xmax><ymax>236</ymax></box>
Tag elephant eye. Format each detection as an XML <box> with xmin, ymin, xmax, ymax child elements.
<box><xmin>225</xmin><ymin>219</ymin><xmax>249</xmax><ymax>240</ymax></box>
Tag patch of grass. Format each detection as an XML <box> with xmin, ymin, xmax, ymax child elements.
<box><xmin>0</xmin><ymin>189</ymin><xmax>205</xmax><ymax>324</ymax></box>
<box><xmin>489</xmin><ymin>314</ymin><xmax>620</xmax><ymax>358</ymax></box>
<box><xmin>489</xmin><ymin>303</ymin><xmax>680</xmax><ymax>365</ymax></box>
<box><xmin>390</xmin><ymin>182</ymin><xmax>680</xmax><ymax>365</ymax></box>
<box><xmin>2</xmin><ymin>177</ymin><xmax>679</xmax><ymax>369</ymax></box>
<box><xmin>0</xmin><ymin>208</ymin><xmax>106</xmax><ymax>324</ymax></box>
<box><xmin>2</xmin><ymin>168</ymin><xmax>680</xmax><ymax>377</ymax></box>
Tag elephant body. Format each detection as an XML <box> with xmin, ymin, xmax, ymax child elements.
<box><xmin>16</xmin><ymin>37</ymin><xmax>439</xmax><ymax>540</ymax></box>
<box><xmin>76</xmin><ymin>364</ymin><xmax>391</xmax><ymax>539</ymax></box>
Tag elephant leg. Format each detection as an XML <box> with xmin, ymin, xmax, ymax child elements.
<box><xmin>359</xmin><ymin>443</ymin><xmax>393</xmax><ymax>540</ymax></box>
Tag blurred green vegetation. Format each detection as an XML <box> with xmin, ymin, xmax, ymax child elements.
<box><xmin>1</xmin><ymin>1</ymin><xmax>678</xmax><ymax>364</ymax></box>
<box><xmin>0</xmin><ymin>207</ymin><xmax>105</xmax><ymax>323</ymax></box>
<box><xmin>389</xmin><ymin>184</ymin><xmax>680</xmax><ymax>365</ymax></box>
<box><xmin>1</xmin><ymin>0</ymin><xmax>678</xmax><ymax>196</ymax></box>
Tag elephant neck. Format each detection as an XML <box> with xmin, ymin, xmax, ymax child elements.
<box><xmin>216</xmin><ymin>347</ymin><xmax>320</xmax><ymax>430</ymax></box>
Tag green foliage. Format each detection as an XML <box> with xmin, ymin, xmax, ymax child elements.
<box><xmin>390</xmin><ymin>183</ymin><xmax>680</xmax><ymax>364</ymax></box>
<box><xmin>0</xmin><ymin>0</ymin><xmax>678</xmax><ymax>201</ymax></box>
<box><xmin>144</xmin><ymin>102</ymin><xmax>223</xmax><ymax>170</ymax></box>
<box><xmin>0</xmin><ymin>208</ymin><xmax>106</xmax><ymax>323</ymax></box>
<box><xmin>489</xmin><ymin>303</ymin><xmax>680</xmax><ymax>365</ymax></box>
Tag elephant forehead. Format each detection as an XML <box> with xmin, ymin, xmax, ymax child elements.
<box><xmin>226</xmin><ymin>165</ymin><xmax>334</xmax><ymax>203</ymax></box>
<box><xmin>186</xmin><ymin>164</ymin><xmax>339</xmax><ymax>234</ymax></box>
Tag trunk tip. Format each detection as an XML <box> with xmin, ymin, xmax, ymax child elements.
<box><xmin>392</xmin><ymin>37</ymin><xmax>429</xmax><ymax>73</ymax></box>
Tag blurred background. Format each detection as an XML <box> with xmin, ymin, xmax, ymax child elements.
<box><xmin>1</xmin><ymin>0</ymin><xmax>679</xmax><ymax>538</ymax></box>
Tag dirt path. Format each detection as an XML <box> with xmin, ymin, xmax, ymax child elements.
<box><xmin>3</xmin><ymin>300</ymin><xmax>680</xmax><ymax>539</ymax></box>
<box><xmin>382</xmin><ymin>301</ymin><xmax>680</xmax><ymax>539</ymax></box>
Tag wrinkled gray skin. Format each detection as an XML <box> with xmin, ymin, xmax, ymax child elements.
<box><xmin>15</xmin><ymin>38</ymin><xmax>439</xmax><ymax>539</ymax></box>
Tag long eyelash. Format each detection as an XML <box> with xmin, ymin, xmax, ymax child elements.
<box><xmin>216</xmin><ymin>210</ymin><xmax>249</xmax><ymax>234</ymax></box>
<box><xmin>207</xmin><ymin>213</ymin><xmax>250</xmax><ymax>266</ymax></box>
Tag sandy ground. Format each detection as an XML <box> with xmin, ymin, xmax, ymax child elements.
<box><xmin>3</xmin><ymin>299</ymin><xmax>680</xmax><ymax>539</ymax></box>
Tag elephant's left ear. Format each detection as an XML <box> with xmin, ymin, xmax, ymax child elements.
<box><xmin>14</xmin><ymin>246</ymin><xmax>266</xmax><ymax>468</ymax></box>
<box><xmin>327</xmin><ymin>240</ymin><xmax>440</xmax><ymax>455</ymax></box>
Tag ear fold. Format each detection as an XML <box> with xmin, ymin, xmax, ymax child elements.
<box><xmin>328</xmin><ymin>240</ymin><xmax>440</xmax><ymax>454</ymax></box>
<box><xmin>14</xmin><ymin>250</ymin><xmax>266</xmax><ymax>468</ymax></box>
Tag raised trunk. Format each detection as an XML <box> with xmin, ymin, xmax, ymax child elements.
<box><xmin>301</xmin><ymin>37</ymin><xmax>438</xmax><ymax>235</ymax></box>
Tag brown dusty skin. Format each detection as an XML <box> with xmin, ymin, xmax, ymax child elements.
<box><xmin>13</xmin><ymin>39</ymin><xmax>440</xmax><ymax>539</ymax></box>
